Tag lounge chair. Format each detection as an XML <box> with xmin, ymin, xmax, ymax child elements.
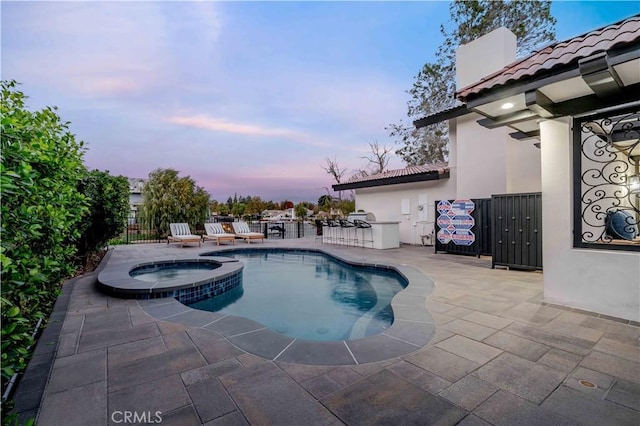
<box><xmin>231</xmin><ymin>221</ymin><xmax>264</xmax><ymax>244</ymax></box>
<box><xmin>168</xmin><ymin>223</ymin><xmax>201</xmax><ymax>247</ymax></box>
<box><xmin>203</xmin><ymin>223</ymin><xmax>236</xmax><ymax>245</ymax></box>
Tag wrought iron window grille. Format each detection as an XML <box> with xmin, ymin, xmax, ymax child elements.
<box><xmin>573</xmin><ymin>106</ymin><xmax>640</xmax><ymax>251</ymax></box>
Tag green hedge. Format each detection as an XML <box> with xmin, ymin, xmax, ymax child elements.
<box><xmin>1</xmin><ymin>81</ymin><xmax>129</xmax><ymax>417</ymax></box>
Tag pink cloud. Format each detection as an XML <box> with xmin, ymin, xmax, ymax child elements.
<box><xmin>165</xmin><ymin>115</ymin><xmax>306</xmax><ymax>140</ymax></box>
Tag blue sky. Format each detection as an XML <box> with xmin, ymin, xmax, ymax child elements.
<box><xmin>2</xmin><ymin>1</ymin><xmax>638</xmax><ymax>203</ymax></box>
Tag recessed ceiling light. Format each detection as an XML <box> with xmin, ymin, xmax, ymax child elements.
<box><xmin>501</xmin><ymin>102</ymin><xmax>514</xmax><ymax>110</ymax></box>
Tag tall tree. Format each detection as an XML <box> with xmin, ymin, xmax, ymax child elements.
<box><xmin>321</xmin><ymin>157</ymin><xmax>348</xmax><ymax>200</ymax></box>
<box><xmin>139</xmin><ymin>168</ymin><xmax>210</xmax><ymax>236</ymax></box>
<box><xmin>390</xmin><ymin>0</ymin><xmax>556</xmax><ymax>166</ymax></box>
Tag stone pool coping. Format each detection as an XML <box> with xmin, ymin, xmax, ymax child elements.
<box><xmin>100</xmin><ymin>246</ymin><xmax>436</xmax><ymax>365</ymax></box>
<box><xmin>97</xmin><ymin>256</ymin><xmax>243</xmax><ymax>298</ymax></box>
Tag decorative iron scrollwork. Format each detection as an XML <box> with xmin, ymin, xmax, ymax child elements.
<box><xmin>579</xmin><ymin>110</ymin><xmax>639</xmax><ymax>244</ymax></box>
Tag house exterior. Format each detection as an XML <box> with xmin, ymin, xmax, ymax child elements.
<box><xmin>449</xmin><ymin>16</ymin><xmax>640</xmax><ymax>322</ymax></box>
<box><xmin>335</xmin><ymin>15</ymin><xmax>640</xmax><ymax>321</ymax></box>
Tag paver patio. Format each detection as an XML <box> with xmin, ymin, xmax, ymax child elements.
<box><xmin>11</xmin><ymin>238</ymin><xmax>640</xmax><ymax>425</ymax></box>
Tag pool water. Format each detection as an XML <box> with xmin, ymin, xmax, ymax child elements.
<box><xmin>130</xmin><ymin>262</ymin><xmax>219</xmax><ymax>283</ymax></box>
<box><xmin>188</xmin><ymin>251</ymin><xmax>406</xmax><ymax>341</ymax></box>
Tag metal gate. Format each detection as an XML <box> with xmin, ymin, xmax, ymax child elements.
<box><xmin>492</xmin><ymin>192</ymin><xmax>543</xmax><ymax>270</ymax></box>
<box><xmin>434</xmin><ymin>198</ymin><xmax>492</xmax><ymax>257</ymax></box>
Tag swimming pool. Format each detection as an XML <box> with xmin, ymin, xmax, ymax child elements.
<box><xmin>191</xmin><ymin>250</ymin><xmax>407</xmax><ymax>341</ymax></box>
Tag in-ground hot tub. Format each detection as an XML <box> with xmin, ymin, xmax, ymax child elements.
<box><xmin>98</xmin><ymin>257</ymin><xmax>244</xmax><ymax>303</ymax></box>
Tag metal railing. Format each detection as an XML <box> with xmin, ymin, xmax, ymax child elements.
<box><xmin>113</xmin><ymin>214</ymin><xmax>317</xmax><ymax>244</ymax></box>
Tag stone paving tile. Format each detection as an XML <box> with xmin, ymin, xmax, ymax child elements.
<box><xmin>47</xmin><ymin>349</ymin><xmax>106</xmax><ymax>394</ymax></box>
<box><xmin>277</xmin><ymin>339</ymin><xmax>355</xmax><ymax>365</ymax></box>
<box><xmin>541</xmin><ymin>317</ymin><xmax>605</xmax><ymax>342</ymax></box>
<box><xmin>204</xmin><ymin>315</ymin><xmax>264</xmax><ymax>337</ymax></box>
<box><xmin>349</xmin><ymin>359</ymin><xmax>396</xmax><ymax>377</ymax></box>
<box><xmin>432</xmin><ymin>312</ymin><xmax>457</xmax><ymax>325</ymax></box>
<box><xmin>108</xmin><ymin>346</ymin><xmax>207</xmax><ymax>392</ymax></box>
<box><xmin>505</xmin><ymin>301</ymin><xmax>564</xmax><ymax>323</ymax></box>
<box><xmin>236</xmin><ymin>353</ymin><xmax>269</xmax><ymax>368</ymax></box>
<box><xmin>60</xmin><ymin>314</ymin><xmax>84</xmax><ymax>335</ymax></box>
<box><xmin>473</xmin><ymin>389</ymin><xmax>578</xmax><ymax>426</ymax></box>
<box><xmin>386</xmin><ymin>360</ymin><xmax>452</xmax><ymax>394</ymax></box>
<box><xmin>228</xmin><ymin>369</ymin><xmax>340</xmax><ymax>426</ymax></box>
<box><xmin>483</xmin><ymin>330</ymin><xmax>550</xmax><ymax>362</ymax></box>
<box><xmin>473</xmin><ymin>352</ymin><xmax>566</xmax><ymax>404</ymax></box>
<box><xmin>441</xmin><ymin>319</ymin><xmax>497</xmax><ymax>341</ymax></box>
<box><xmin>383</xmin><ymin>319</ymin><xmax>436</xmax><ymax>347</ymax></box>
<box><xmin>219</xmin><ymin>362</ymin><xmax>282</xmax><ymax>391</ymax></box>
<box><xmin>187</xmin><ymin>377</ymin><xmax>238</xmax><ymax>423</ymax></box>
<box><xmin>439</xmin><ymin>375</ymin><xmax>499</xmax><ymax>411</ymax></box>
<box><xmin>580</xmin><ymin>351</ymin><xmax>640</xmax><ymax>383</ymax></box>
<box><xmin>227</xmin><ymin>328</ymin><xmax>293</xmax><ymax>360</ymax></box>
<box><xmin>503</xmin><ymin>322</ymin><xmax>595</xmax><ymax>355</ymax></box>
<box><xmin>457</xmin><ymin>414</ymin><xmax>492</xmax><ymax>426</ymax></box>
<box><xmin>38</xmin><ymin>381</ymin><xmax>107</xmax><ymax>426</ymax></box>
<box><xmin>462</xmin><ymin>311</ymin><xmax>513</xmax><ymax>330</ymax></box>
<box><xmin>436</xmin><ymin>335</ymin><xmax>502</xmax><ymax>364</ymax></box>
<box><xmin>186</xmin><ymin>328</ymin><xmax>244</xmax><ymax>364</ymax></box>
<box><xmin>445</xmin><ymin>295</ymin><xmax>515</xmax><ymax>314</ymax></box>
<box><xmin>606</xmin><ymin>378</ymin><xmax>640</xmax><ymax>411</ymax></box>
<box><xmin>108</xmin><ymin>375</ymin><xmax>190</xmax><ymax>419</ymax></box>
<box><xmin>167</xmin><ymin>309</ymin><xmax>220</xmax><ymax>328</ymax></box>
<box><xmin>592</xmin><ymin>336</ymin><xmax>640</xmax><ymax>363</ymax></box>
<box><xmin>204</xmin><ymin>411</ymin><xmax>249</xmax><ymax>426</ymax></box>
<box><xmin>181</xmin><ymin>358</ymin><xmax>245</xmax><ymax>387</ymax></box>
<box><xmin>563</xmin><ymin>366</ymin><xmax>615</xmax><ymax>399</ymax></box>
<box><xmin>157</xmin><ymin>320</ymin><xmax>189</xmax><ymax>335</ymax></box>
<box><xmin>77</xmin><ymin>323</ymin><xmax>160</xmax><ymax>353</ymax></box>
<box><xmin>156</xmin><ymin>406</ymin><xmax>202</xmax><ymax>426</ymax></box>
<box><xmin>406</xmin><ymin>346</ymin><xmax>481</xmax><ymax>383</ymax></box>
<box><xmin>542</xmin><ymin>385</ymin><xmax>639</xmax><ymax>426</ymax></box>
<box><xmin>580</xmin><ymin>317</ymin><xmax>640</xmax><ymax>340</ymax></box>
<box><xmin>322</xmin><ymin>369</ymin><xmax>466</xmax><ymax>426</ymax></box>
<box><xmin>107</xmin><ymin>335</ymin><xmax>167</xmax><ymax>368</ymax></box>
<box><xmin>301</xmin><ymin>366</ymin><xmax>363</xmax><ymax>398</ymax></box>
<box><xmin>82</xmin><ymin>307</ymin><xmax>131</xmax><ymax>333</ymax></box>
<box><xmin>276</xmin><ymin>362</ymin><xmax>336</xmax><ymax>383</ymax></box>
<box><xmin>347</xmin><ymin>332</ymin><xmax>420</xmax><ymax>364</ymax></box>
<box><xmin>536</xmin><ymin>348</ymin><xmax>583</xmax><ymax>374</ymax></box>
<box><xmin>56</xmin><ymin>332</ymin><xmax>80</xmax><ymax>358</ymax></box>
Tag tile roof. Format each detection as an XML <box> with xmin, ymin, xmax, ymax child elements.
<box><xmin>345</xmin><ymin>164</ymin><xmax>448</xmax><ymax>184</ymax></box>
<box><xmin>457</xmin><ymin>15</ymin><xmax>640</xmax><ymax>101</ymax></box>
<box><xmin>332</xmin><ymin>164</ymin><xmax>449</xmax><ymax>191</ymax></box>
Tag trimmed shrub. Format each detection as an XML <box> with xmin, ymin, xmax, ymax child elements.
<box><xmin>1</xmin><ymin>80</ymin><xmax>88</xmax><ymax>405</ymax></box>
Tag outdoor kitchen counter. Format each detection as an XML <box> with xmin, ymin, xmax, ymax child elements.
<box><xmin>322</xmin><ymin>221</ymin><xmax>400</xmax><ymax>249</ymax></box>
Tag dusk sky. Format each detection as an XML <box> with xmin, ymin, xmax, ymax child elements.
<box><xmin>2</xmin><ymin>1</ymin><xmax>639</xmax><ymax>203</ymax></box>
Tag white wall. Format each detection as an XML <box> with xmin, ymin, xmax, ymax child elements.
<box><xmin>540</xmin><ymin>118</ymin><xmax>640</xmax><ymax>322</ymax></box>
<box><xmin>454</xmin><ymin>27</ymin><xmax>539</xmax><ymax>199</ymax></box>
<box><xmin>455</xmin><ymin>112</ymin><xmax>509</xmax><ymax>199</ymax></box>
<box><xmin>355</xmin><ymin>179</ymin><xmax>456</xmax><ymax>245</ymax></box>
<box><xmin>506</xmin><ymin>138</ymin><xmax>542</xmax><ymax>193</ymax></box>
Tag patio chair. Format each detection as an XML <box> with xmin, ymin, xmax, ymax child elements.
<box><xmin>232</xmin><ymin>221</ymin><xmax>264</xmax><ymax>244</ymax></box>
<box><xmin>203</xmin><ymin>223</ymin><xmax>236</xmax><ymax>246</ymax></box>
<box><xmin>168</xmin><ymin>223</ymin><xmax>201</xmax><ymax>247</ymax></box>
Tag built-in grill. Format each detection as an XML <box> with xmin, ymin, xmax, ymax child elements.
<box><xmin>347</xmin><ymin>212</ymin><xmax>376</xmax><ymax>222</ymax></box>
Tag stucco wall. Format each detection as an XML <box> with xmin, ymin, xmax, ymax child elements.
<box><xmin>455</xmin><ymin>113</ymin><xmax>509</xmax><ymax>199</ymax></box>
<box><xmin>354</xmin><ymin>179</ymin><xmax>456</xmax><ymax>245</ymax></box>
<box><xmin>507</xmin><ymin>138</ymin><xmax>542</xmax><ymax>194</ymax></box>
<box><xmin>540</xmin><ymin>118</ymin><xmax>640</xmax><ymax>321</ymax></box>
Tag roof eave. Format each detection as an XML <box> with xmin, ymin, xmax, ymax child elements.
<box><xmin>413</xmin><ymin>105</ymin><xmax>470</xmax><ymax>128</ymax></box>
<box><xmin>332</xmin><ymin>171</ymin><xmax>450</xmax><ymax>191</ymax></box>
